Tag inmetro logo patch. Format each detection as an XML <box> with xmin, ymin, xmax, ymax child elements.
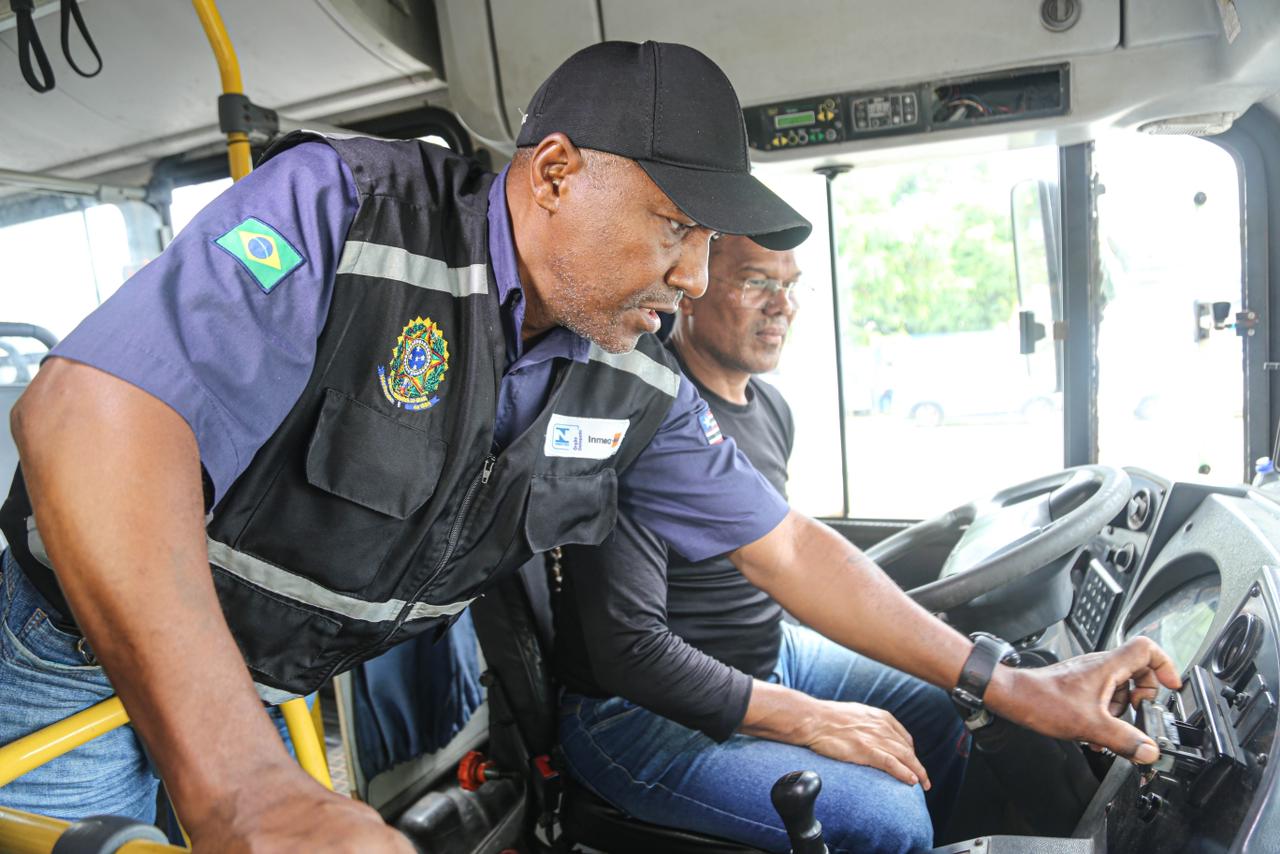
<box><xmin>544</xmin><ymin>415</ymin><xmax>630</xmax><ymax>460</ymax></box>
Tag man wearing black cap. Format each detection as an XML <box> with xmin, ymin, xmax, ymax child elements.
<box><xmin>4</xmin><ymin>41</ymin><xmax>1177</xmax><ymax>852</ymax></box>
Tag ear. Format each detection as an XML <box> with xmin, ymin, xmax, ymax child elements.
<box><xmin>527</xmin><ymin>132</ymin><xmax>585</xmax><ymax>214</ymax></box>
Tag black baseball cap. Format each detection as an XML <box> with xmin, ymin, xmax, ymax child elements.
<box><xmin>516</xmin><ymin>41</ymin><xmax>811</xmax><ymax>251</ymax></box>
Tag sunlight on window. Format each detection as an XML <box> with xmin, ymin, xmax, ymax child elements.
<box><xmin>0</xmin><ymin>202</ymin><xmax>129</xmax><ymax>340</ymax></box>
<box><xmin>1095</xmin><ymin>134</ymin><xmax>1243</xmax><ymax>484</ymax></box>
<box><xmin>171</xmin><ymin>178</ymin><xmax>233</xmax><ymax>236</ymax></box>
<box><xmin>754</xmin><ymin>167</ymin><xmax>844</xmax><ymax>518</ymax></box>
<box><xmin>835</xmin><ymin>147</ymin><xmax>1064</xmax><ymax>519</ymax></box>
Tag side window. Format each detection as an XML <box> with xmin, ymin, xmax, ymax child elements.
<box><xmin>757</xmin><ymin>148</ymin><xmax>1065</xmax><ymax>520</ymax></box>
<box><xmin>753</xmin><ymin>170</ymin><xmax>844</xmax><ymax>517</ymax></box>
<box><xmin>170</xmin><ymin>178</ymin><xmax>233</xmax><ymax>235</ymax></box>
<box><xmin>835</xmin><ymin>147</ymin><xmax>1064</xmax><ymax>519</ymax></box>
<box><xmin>0</xmin><ymin>200</ymin><xmax>136</xmax><ymax>339</ymax></box>
<box><xmin>1093</xmin><ymin>134</ymin><xmax>1244</xmax><ymax>483</ymax></box>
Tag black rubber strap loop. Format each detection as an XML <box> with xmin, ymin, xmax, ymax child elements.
<box><xmin>60</xmin><ymin>0</ymin><xmax>102</xmax><ymax>78</ymax></box>
<box><xmin>51</xmin><ymin>815</ymin><xmax>168</xmax><ymax>854</ymax></box>
<box><xmin>12</xmin><ymin>0</ymin><xmax>56</xmax><ymax>94</ymax></box>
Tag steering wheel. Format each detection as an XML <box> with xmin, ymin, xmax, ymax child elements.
<box><xmin>866</xmin><ymin>465</ymin><xmax>1132</xmax><ymax>614</ymax></box>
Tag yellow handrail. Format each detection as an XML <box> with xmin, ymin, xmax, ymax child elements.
<box><xmin>0</xmin><ymin>806</ymin><xmax>181</xmax><ymax>854</ymax></box>
<box><xmin>280</xmin><ymin>699</ymin><xmax>333</xmax><ymax>790</ymax></box>
<box><xmin>0</xmin><ymin>2</ymin><xmax>337</xmax><ymax>828</ymax></box>
<box><xmin>0</xmin><ymin>696</ymin><xmax>330</xmax><ymax>792</ymax></box>
<box><xmin>0</xmin><ymin>698</ymin><xmax>128</xmax><ymax>789</ymax></box>
<box><xmin>191</xmin><ymin>0</ymin><xmax>253</xmax><ymax>181</ymax></box>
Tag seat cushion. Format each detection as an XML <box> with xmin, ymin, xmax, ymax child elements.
<box><xmin>560</xmin><ymin>777</ymin><xmax>763</xmax><ymax>854</ymax></box>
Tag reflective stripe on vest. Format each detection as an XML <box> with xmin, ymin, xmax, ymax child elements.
<box><xmin>588</xmin><ymin>343</ymin><xmax>680</xmax><ymax>397</ymax></box>
<box><xmin>337</xmin><ymin>241</ymin><xmax>489</xmax><ymax>297</ymax></box>
<box><xmin>207</xmin><ymin>539</ymin><xmax>473</xmax><ymax>624</ymax></box>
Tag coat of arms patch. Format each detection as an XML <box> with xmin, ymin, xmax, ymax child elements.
<box><xmin>377</xmin><ymin>317</ymin><xmax>449</xmax><ymax>411</ymax></box>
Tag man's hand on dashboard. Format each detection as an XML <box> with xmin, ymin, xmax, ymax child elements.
<box><xmin>986</xmin><ymin>636</ymin><xmax>1182</xmax><ymax>764</ymax></box>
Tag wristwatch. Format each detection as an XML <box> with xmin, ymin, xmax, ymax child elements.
<box><xmin>951</xmin><ymin>632</ymin><xmax>1020</xmax><ymax>730</ymax></box>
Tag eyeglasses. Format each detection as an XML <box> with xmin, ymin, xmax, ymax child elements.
<box><xmin>735</xmin><ymin>277</ymin><xmax>810</xmax><ymax>310</ymax></box>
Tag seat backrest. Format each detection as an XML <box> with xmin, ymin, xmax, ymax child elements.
<box><xmin>468</xmin><ymin>555</ymin><xmax>558</xmax><ymax>761</ymax></box>
<box><xmin>0</xmin><ymin>325</ymin><xmax>56</xmax><ymax>551</ymax></box>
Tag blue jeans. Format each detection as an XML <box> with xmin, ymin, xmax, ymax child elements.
<box><xmin>0</xmin><ymin>549</ymin><xmax>298</xmax><ymax>823</ymax></box>
<box><xmin>559</xmin><ymin>622</ymin><xmax>969</xmax><ymax>854</ymax></box>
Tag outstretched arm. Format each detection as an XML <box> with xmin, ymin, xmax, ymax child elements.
<box><xmin>731</xmin><ymin>510</ymin><xmax>1178</xmax><ymax>764</ymax></box>
<box><xmin>564</xmin><ymin>513</ymin><xmax>932</xmax><ymax>784</ymax></box>
<box><xmin>14</xmin><ymin>362</ymin><xmax>410</xmax><ymax>852</ymax></box>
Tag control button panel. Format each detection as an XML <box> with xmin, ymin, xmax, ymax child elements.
<box><xmin>1070</xmin><ymin>560</ymin><xmax>1123</xmax><ymax>649</ymax></box>
<box><xmin>850</xmin><ymin>91</ymin><xmax>921</xmax><ymax>134</ymax></box>
<box><xmin>744</xmin><ymin>65</ymin><xmax>1067</xmax><ymax>152</ymax></box>
<box><xmin>753</xmin><ymin>97</ymin><xmax>844</xmax><ymax>151</ymax></box>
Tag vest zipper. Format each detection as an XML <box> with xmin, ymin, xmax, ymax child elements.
<box><xmin>322</xmin><ymin>453</ymin><xmax>497</xmax><ymax>685</ymax></box>
<box><xmin>396</xmin><ymin>453</ymin><xmax>497</xmax><ymax>629</ymax></box>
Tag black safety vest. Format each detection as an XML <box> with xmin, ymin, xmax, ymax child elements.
<box><xmin>1</xmin><ymin>133</ymin><xmax>681</xmax><ymax>698</ymax></box>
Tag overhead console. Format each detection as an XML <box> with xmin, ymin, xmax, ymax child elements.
<box><xmin>745</xmin><ymin>64</ymin><xmax>1069</xmax><ymax>153</ymax></box>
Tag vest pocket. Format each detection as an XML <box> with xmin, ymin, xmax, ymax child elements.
<box><xmin>235</xmin><ymin>388</ymin><xmax>447</xmax><ymax>594</ymax></box>
<box><xmin>212</xmin><ymin>569</ymin><xmax>344</xmax><ymax>691</ymax></box>
<box><xmin>306</xmin><ymin>388</ymin><xmax>447</xmax><ymax>519</ymax></box>
<box><xmin>524</xmin><ymin>471</ymin><xmax>618</xmax><ymax>553</ymax></box>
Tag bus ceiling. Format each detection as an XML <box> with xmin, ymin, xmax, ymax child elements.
<box><xmin>2</xmin><ymin>0</ymin><xmax>1279</xmax><ymax>188</ymax></box>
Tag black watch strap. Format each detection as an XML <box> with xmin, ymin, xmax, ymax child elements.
<box><xmin>951</xmin><ymin>632</ymin><xmax>1017</xmax><ymax>729</ymax></box>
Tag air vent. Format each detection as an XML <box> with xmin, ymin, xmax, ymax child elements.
<box><xmin>1213</xmin><ymin>612</ymin><xmax>1263</xmax><ymax>683</ymax></box>
<box><xmin>1040</xmin><ymin>0</ymin><xmax>1082</xmax><ymax>33</ymax></box>
<box><xmin>1127</xmin><ymin>488</ymin><xmax>1154</xmax><ymax>530</ymax></box>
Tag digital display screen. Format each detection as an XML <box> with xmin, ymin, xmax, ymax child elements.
<box><xmin>775</xmin><ymin>111</ymin><xmax>816</xmax><ymax>129</ymax></box>
<box><xmin>1126</xmin><ymin>575</ymin><xmax>1221</xmax><ymax>673</ymax></box>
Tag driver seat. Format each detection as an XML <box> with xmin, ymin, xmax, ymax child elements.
<box><xmin>468</xmin><ymin>555</ymin><xmax>763</xmax><ymax>853</ymax></box>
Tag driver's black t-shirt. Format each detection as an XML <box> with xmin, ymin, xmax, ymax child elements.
<box><xmin>553</xmin><ymin>349</ymin><xmax>794</xmax><ymax>740</ymax></box>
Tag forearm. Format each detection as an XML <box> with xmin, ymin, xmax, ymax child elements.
<box><xmin>13</xmin><ymin>361</ymin><xmax>304</xmax><ymax>830</ymax></box>
<box><xmin>563</xmin><ymin>521</ymin><xmax>750</xmax><ymax>740</ymax></box>
<box><xmin>733</xmin><ymin>512</ymin><xmax>972</xmax><ymax>694</ymax></box>
<box><xmin>739</xmin><ymin>678</ymin><xmax>823</xmax><ymax>745</ymax></box>
<box><xmin>592</xmin><ymin>627</ymin><xmax>753</xmax><ymax>739</ymax></box>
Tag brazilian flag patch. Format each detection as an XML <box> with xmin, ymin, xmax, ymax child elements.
<box><xmin>213</xmin><ymin>217</ymin><xmax>304</xmax><ymax>293</ymax></box>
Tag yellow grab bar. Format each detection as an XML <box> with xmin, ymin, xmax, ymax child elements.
<box><xmin>280</xmin><ymin>698</ymin><xmax>333</xmax><ymax>790</ymax></box>
<box><xmin>0</xmin><ymin>698</ymin><xmax>128</xmax><ymax>789</ymax></box>
<box><xmin>191</xmin><ymin>0</ymin><xmax>253</xmax><ymax>181</ymax></box>
<box><xmin>0</xmin><ymin>806</ymin><xmax>180</xmax><ymax>854</ymax></box>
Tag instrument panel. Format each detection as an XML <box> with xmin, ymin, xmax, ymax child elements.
<box><xmin>1105</xmin><ymin>569</ymin><xmax>1278</xmax><ymax>851</ymax></box>
<box><xmin>745</xmin><ymin>64</ymin><xmax>1068</xmax><ymax>153</ymax></box>
<box><xmin>1066</xmin><ymin>470</ymin><xmax>1168</xmax><ymax>652</ymax></box>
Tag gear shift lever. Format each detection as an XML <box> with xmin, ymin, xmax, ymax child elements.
<box><xmin>771</xmin><ymin>770</ymin><xmax>828</xmax><ymax>854</ymax></box>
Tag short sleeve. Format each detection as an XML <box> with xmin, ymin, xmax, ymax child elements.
<box><xmin>618</xmin><ymin>375</ymin><xmax>790</xmax><ymax>562</ymax></box>
<box><xmin>50</xmin><ymin>142</ymin><xmax>358</xmax><ymax>504</ymax></box>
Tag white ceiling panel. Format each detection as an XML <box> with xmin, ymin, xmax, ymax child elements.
<box><xmin>1</xmin><ymin>0</ymin><xmax>437</xmax><ymax>177</ymax></box>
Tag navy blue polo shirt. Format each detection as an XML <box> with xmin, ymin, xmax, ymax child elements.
<box><xmin>51</xmin><ymin>142</ymin><xmax>788</xmax><ymax>562</ymax></box>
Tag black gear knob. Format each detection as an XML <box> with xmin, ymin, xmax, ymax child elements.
<box><xmin>771</xmin><ymin>770</ymin><xmax>827</xmax><ymax>854</ymax></box>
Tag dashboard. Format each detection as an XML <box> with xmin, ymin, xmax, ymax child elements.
<box><xmin>1018</xmin><ymin>471</ymin><xmax>1280</xmax><ymax>852</ymax></box>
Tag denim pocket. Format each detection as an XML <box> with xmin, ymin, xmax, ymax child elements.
<box><xmin>580</xmin><ymin>698</ymin><xmax>646</xmax><ymax>738</ymax></box>
<box><xmin>1</xmin><ymin>557</ymin><xmax>101</xmax><ymax>675</ymax></box>
<box><xmin>2</xmin><ymin>606</ymin><xmax>101</xmax><ymax>675</ymax></box>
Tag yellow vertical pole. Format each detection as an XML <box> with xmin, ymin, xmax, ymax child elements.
<box><xmin>189</xmin><ymin>2</ymin><xmax>336</xmax><ymax>793</ymax></box>
<box><xmin>190</xmin><ymin>0</ymin><xmax>253</xmax><ymax>182</ymax></box>
<box><xmin>280</xmin><ymin>699</ymin><xmax>333</xmax><ymax>790</ymax></box>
